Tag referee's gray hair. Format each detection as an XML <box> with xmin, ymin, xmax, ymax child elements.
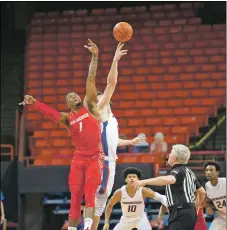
<box><xmin>172</xmin><ymin>144</ymin><xmax>191</xmax><ymax>164</ymax></box>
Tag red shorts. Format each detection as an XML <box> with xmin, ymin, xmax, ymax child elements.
<box><xmin>194</xmin><ymin>209</ymin><xmax>207</xmax><ymax>230</ymax></box>
<box><xmin>68</xmin><ymin>151</ymin><xmax>104</xmax><ymax>218</ymax></box>
<box><xmin>69</xmin><ymin>152</ymin><xmax>103</xmax><ymax>185</ymax></box>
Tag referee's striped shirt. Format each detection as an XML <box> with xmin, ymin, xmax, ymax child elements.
<box><xmin>166</xmin><ymin>164</ymin><xmax>201</xmax><ymax>207</ymax></box>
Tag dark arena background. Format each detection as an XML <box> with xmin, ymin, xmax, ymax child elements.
<box><xmin>0</xmin><ymin>1</ymin><xmax>226</xmax><ymax>230</ymax></box>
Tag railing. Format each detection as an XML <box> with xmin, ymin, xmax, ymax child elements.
<box><xmin>117</xmin><ymin>150</ymin><xmax>226</xmax><ymax>163</ymax></box>
<box><xmin>25</xmin><ymin>156</ymin><xmax>35</xmax><ymax>167</ymax></box>
<box><xmin>0</xmin><ymin>144</ymin><xmax>14</xmax><ymax>160</ymax></box>
<box><xmin>18</xmin><ymin>112</ymin><xmax>25</xmax><ymax>161</ymax></box>
<box><xmin>191</xmin><ymin>150</ymin><xmax>225</xmax><ymax>155</ymax></box>
<box><xmin>117</xmin><ymin>151</ymin><xmax>226</xmax><ymax>176</ymax></box>
<box><xmin>15</xmin><ymin>109</ymin><xmax>20</xmax><ymax>158</ymax></box>
<box><xmin>22</xmin><ymin>150</ymin><xmax>226</xmax><ymax>168</ymax></box>
<box><xmin>7</xmin><ymin>221</ymin><xmax>18</xmax><ymax>229</ymax></box>
<box><xmin>189</xmin><ymin>114</ymin><xmax>226</xmax><ymax>150</ymax></box>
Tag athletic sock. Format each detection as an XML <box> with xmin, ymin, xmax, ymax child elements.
<box><xmin>68</xmin><ymin>227</ymin><xmax>77</xmax><ymax>230</ymax></box>
<box><xmin>84</xmin><ymin>218</ymin><xmax>93</xmax><ymax>230</ymax></box>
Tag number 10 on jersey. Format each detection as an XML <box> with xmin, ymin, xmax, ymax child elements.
<box><xmin>128</xmin><ymin>205</ymin><xmax>136</xmax><ymax>212</ymax></box>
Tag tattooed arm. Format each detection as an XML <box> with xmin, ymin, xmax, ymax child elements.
<box><xmin>84</xmin><ymin>39</ymin><xmax>99</xmax><ymax>108</ymax></box>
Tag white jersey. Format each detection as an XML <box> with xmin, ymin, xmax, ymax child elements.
<box><xmin>95</xmin><ymin>105</ymin><xmax>119</xmax><ymax>217</ymax></box>
<box><xmin>120</xmin><ymin>185</ymin><xmax>145</xmax><ymax>218</ymax></box>
<box><xmin>100</xmin><ymin>107</ymin><xmax>119</xmax><ymax>162</ymax></box>
<box><xmin>205</xmin><ymin>177</ymin><xmax>226</xmax><ymax>219</ymax></box>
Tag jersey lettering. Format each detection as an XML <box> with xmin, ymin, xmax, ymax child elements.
<box><xmin>68</xmin><ymin>107</ymin><xmax>102</xmax><ymax>154</ymax></box>
<box><xmin>128</xmin><ymin>205</ymin><xmax>137</xmax><ymax>212</ymax></box>
<box><xmin>216</xmin><ymin>199</ymin><xmax>226</xmax><ymax>209</ymax></box>
<box><xmin>70</xmin><ymin>113</ymin><xmax>89</xmax><ymax>125</ymax></box>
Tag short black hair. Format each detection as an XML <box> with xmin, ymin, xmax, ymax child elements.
<box><xmin>204</xmin><ymin>161</ymin><xmax>221</xmax><ymax>172</ymax></box>
<box><xmin>123</xmin><ymin>167</ymin><xmax>143</xmax><ymax>179</ymax></box>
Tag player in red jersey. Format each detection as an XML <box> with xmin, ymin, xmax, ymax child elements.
<box><xmin>21</xmin><ymin>39</ymin><xmax>104</xmax><ymax>230</ymax></box>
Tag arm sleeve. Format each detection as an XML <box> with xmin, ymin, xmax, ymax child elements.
<box><xmin>32</xmin><ymin>100</ymin><xmax>61</xmax><ymax>123</ymax></box>
<box><xmin>170</xmin><ymin>168</ymin><xmax>184</xmax><ymax>185</ymax></box>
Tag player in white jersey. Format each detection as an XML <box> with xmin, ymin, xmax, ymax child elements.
<box><xmin>204</xmin><ymin>161</ymin><xmax>226</xmax><ymax>230</ymax></box>
<box><xmin>103</xmin><ymin>167</ymin><xmax>168</xmax><ymax>230</ymax></box>
<box><xmin>91</xmin><ymin>43</ymin><xmax>144</xmax><ymax>230</ymax></box>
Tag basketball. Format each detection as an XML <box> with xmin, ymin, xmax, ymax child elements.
<box><xmin>113</xmin><ymin>22</ymin><xmax>133</xmax><ymax>42</ymax></box>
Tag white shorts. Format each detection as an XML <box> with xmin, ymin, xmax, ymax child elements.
<box><xmin>210</xmin><ymin>216</ymin><xmax>226</xmax><ymax>230</ymax></box>
<box><xmin>95</xmin><ymin>161</ymin><xmax>116</xmax><ymax>216</ymax></box>
<box><xmin>113</xmin><ymin>215</ymin><xmax>152</xmax><ymax>230</ymax></box>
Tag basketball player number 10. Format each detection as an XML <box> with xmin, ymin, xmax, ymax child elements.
<box><xmin>128</xmin><ymin>205</ymin><xmax>136</xmax><ymax>212</ymax></box>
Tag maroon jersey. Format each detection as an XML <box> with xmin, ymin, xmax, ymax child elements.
<box><xmin>68</xmin><ymin>106</ymin><xmax>102</xmax><ymax>157</ymax></box>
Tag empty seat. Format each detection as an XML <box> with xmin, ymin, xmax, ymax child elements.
<box><xmin>25</xmin><ymin>4</ymin><xmax>226</xmax><ymax>166</ymax></box>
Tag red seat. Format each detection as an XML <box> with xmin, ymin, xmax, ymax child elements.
<box><xmin>25</xmin><ymin>4</ymin><xmax>225</xmax><ymax>166</ymax></box>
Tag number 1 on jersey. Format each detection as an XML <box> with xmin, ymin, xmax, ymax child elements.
<box><xmin>79</xmin><ymin>122</ymin><xmax>83</xmax><ymax>132</ymax></box>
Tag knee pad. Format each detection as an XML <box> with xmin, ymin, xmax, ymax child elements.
<box><xmin>85</xmin><ymin>178</ymin><xmax>100</xmax><ymax>208</ymax></box>
<box><xmin>95</xmin><ymin>190</ymin><xmax>108</xmax><ymax>216</ymax></box>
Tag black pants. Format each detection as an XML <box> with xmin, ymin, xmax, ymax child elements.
<box><xmin>168</xmin><ymin>205</ymin><xmax>197</xmax><ymax>230</ymax></box>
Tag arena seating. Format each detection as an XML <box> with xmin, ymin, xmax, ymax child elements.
<box><xmin>24</xmin><ymin>3</ymin><xmax>226</xmax><ymax>165</ymax></box>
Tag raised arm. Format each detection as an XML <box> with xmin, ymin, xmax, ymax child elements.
<box><xmin>84</xmin><ymin>39</ymin><xmax>99</xmax><ymax>108</ymax></box>
<box><xmin>21</xmin><ymin>95</ymin><xmax>68</xmax><ymax>125</ymax></box>
<box><xmin>97</xmin><ymin>43</ymin><xmax>127</xmax><ymax>111</ymax></box>
<box><xmin>103</xmin><ymin>189</ymin><xmax>121</xmax><ymax>230</ymax></box>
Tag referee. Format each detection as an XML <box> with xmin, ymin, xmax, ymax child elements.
<box><xmin>133</xmin><ymin>144</ymin><xmax>206</xmax><ymax>230</ymax></box>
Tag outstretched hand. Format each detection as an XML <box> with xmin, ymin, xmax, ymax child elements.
<box><xmin>84</xmin><ymin>38</ymin><xmax>99</xmax><ymax>55</ymax></box>
<box><xmin>113</xmin><ymin>42</ymin><xmax>128</xmax><ymax>62</ymax></box>
<box><xmin>130</xmin><ymin>136</ymin><xmax>146</xmax><ymax>145</ymax></box>
<box><xmin>132</xmin><ymin>180</ymin><xmax>146</xmax><ymax>190</ymax></box>
<box><xmin>18</xmin><ymin>95</ymin><xmax>36</xmax><ymax>106</ymax></box>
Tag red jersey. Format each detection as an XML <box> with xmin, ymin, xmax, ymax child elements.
<box><xmin>194</xmin><ymin>208</ymin><xmax>207</xmax><ymax>230</ymax></box>
<box><xmin>68</xmin><ymin>106</ymin><xmax>102</xmax><ymax>156</ymax></box>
